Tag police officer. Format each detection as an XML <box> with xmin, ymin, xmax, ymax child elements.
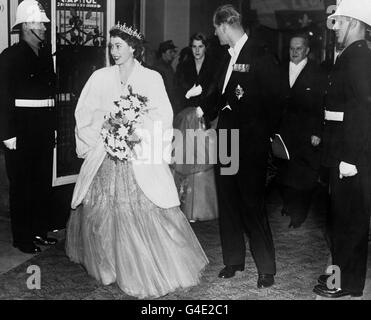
<box><xmin>0</xmin><ymin>0</ymin><xmax>57</xmax><ymax>254</ymax></box>
<box><xmin>313</xmin><ymin>0</ymin><xmax>371</xmax><ymax>298</ymax></box>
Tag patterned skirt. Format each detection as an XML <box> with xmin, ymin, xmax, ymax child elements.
<box><xmin>66</xmin><ymin>156</ymin><xmax>209</xmax><ymax>299</ymax></box>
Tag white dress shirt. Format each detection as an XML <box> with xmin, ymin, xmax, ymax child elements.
<box><xmin>222</xmin><ymin>33</ymin><xmax>248</xmax><ymax>94</ymax></box>
<box><xmin>289</xmin><ymin>57</ymin><xmax>307</xmax><ymax>88</ymax></box>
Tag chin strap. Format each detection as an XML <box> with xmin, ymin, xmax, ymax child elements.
<box><xmin>30</xmin><ymin>29</ymin><xmax>46</xmax><ymax>48</ymax></box>
<box><xmin>337</xmin><ymin>19</ymin><xmax>353</xmax><ymax>52</ymax></box>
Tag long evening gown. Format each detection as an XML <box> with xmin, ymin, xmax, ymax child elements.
<box><xmin>172</xmin><ymin>107</ymin><xmax>218</xmax><ymax>222</ymax></box>
<box><xmin>66</xmin><ymin>156</ymin><xmax>209</xmax><ymax>299</ymax></box>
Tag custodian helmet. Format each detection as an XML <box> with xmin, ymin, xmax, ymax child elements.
<box><xmin>12</xmin><ymin>0</ymin><xmax>50</xmax><ymax>29</ymax></box>
<box><xmin>328</xmin><ymin>0</ymin><xmax>371</xmax><ymax>27</ymax></box>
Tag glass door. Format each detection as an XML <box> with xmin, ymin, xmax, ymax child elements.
<box><xmin>52</xmin><ymin>0</ymin><xmax>114</xmax><ymax>186</ymax></box>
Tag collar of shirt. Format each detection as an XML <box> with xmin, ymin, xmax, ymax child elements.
<box><xmin>289</xmin><ymin>57</ymin><xmax>308</xmax><ymax>73</ymax></box>
<box><xmin>289</xmin><ymin>57</ymin><xmax>307</xmax><ymax>88</ymax></box>
<box><xmin>228</xmin><ymin>33</ymin><xmax>248</xmax><ymax>58</ymax></box>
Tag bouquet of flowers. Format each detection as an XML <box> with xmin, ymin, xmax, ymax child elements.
<box><xmin>101</xmin><ymin>85</ymin><xmax>149</xmax><ymax>161</ymax></box>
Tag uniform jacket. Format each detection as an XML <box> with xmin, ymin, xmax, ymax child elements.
<box><xmin>204</xmin><ymin>37</ymin><xmax>281</xmax><ymax>166</ymax></box>
<box><xmin>322</xmin><ymin>40</ymin><xmax>371</xmax><ymax>168</ymax></box>
<box><xmin>71</xmin><ymin>60</ymin><xmax>180</xmax><ymax>209</ymax></box>
<box><xmin>0</xmin><ymin>40</ymin><xmax>56</xmax><ymax>148</ymax></box>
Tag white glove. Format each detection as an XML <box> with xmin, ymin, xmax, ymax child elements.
<box><xmin>3</xmin><ymin>137</ymin><xmax>17</xmax><ymax>150</ymax></box>
<box><xmin>311</xmin><ymin>135</ymin><xmax>321</xmax><ymax>147</ymax></box>
<box><xmin>195</xmin><ymin>107</ymin><xmax>204</xmax><ymax>118</ymax></box>
<box><xmin>339</xmin><ymin>161</ymin><xmax>358</xmax><ymax>179</ymax></box>
<box><xmin>185</xmin><ymin>84</ymin><xmax>202</xmax><ymax>99</ymax></box>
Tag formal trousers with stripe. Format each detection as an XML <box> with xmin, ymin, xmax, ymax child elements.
<box><xmin>215</xmin><ymin>159</ymin><xmax>276</xmax><ymax>275</ymax></box>
<box><xmin>328</xmin><ymin>166</ymin><xmax>371</xmax><ymax>295</ymax></box>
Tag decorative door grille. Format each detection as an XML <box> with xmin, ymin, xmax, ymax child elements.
<box><xmin>53</xmin><ymin>0</ymin><xmax>108</xmax><ymax>186</ymax></box>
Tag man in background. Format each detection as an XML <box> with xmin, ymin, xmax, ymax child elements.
<box><xmin>275</xmin><ymin>34</ymin><xmax>325</xmax><ymax>228</ymax></box>
<box><xmin>153</xmin><ymin>40</ymin><xmax>179</xmax><ymax>114</ymax></box>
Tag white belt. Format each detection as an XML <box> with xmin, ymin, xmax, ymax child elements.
<box><xmin>15</xmin><ymin>99</ymin><xmax>55</xmax><ymax>108</ymax></box>
<box><xmin>325</xmin><ymin>110</ymin><xmax>344</xmax><ymax>122</ymax></box>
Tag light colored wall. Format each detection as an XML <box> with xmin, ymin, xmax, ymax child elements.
<box><xmin>144</xmin><ymin>0</ymin><xmax>190</xmax><ymax>53</ymax></box>
<box><xmin>144</xmin><ymin>0</ymin><xmax>165</xmax><ymax>52</ymax></box>
<box><xmin>164</xmin><ymin>0</ymin><xmax>189</xmax><ymax>51</ymax></box>
<box><xmin>0</xmin><ymin>0</ymin><xmax>8</xmax><ymax>53</ymax></box>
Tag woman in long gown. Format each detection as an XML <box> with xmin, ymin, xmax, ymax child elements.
<box><xmin>172</xmin><ymin>33</ymin><xmax>218</xmax><ymax>222</ymax></box>
<box><xmin>65</xmin><ymin>23</ymin><xmax>208</xmax><ymax>299</ymax></box>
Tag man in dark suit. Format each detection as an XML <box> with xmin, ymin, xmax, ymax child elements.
<box><xmin>313</xmin><ymin>0</ymin><xmax>371</xmax><ymax>298</ymax></box>
<box><xmin>275</xmin><ymin>34</ymin><xmax>326</xmax><ymax>228</ymax></box>
<box><xmin>153</xmin><ymin>40</ymin><xmax>179</xmax><ymax>114</ymax></box>
<box><xmin>200</xmin><ymin>4</ymin><xmax>278</xmax><ymax>288</ymax></box>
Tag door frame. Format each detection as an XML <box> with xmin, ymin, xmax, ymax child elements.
<box><xmin>51</xmin><ymin>0</ymin><xmax>115</xmax><ymax>187</ymax></box>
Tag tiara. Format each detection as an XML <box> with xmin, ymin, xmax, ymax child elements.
<box><xmin>111</xmin><ymin>22</ymin><xmax>143</xmax><ymax>40</ymax></box>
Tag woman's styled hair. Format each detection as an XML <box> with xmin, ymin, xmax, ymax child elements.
<box><xmin>109</xmin><ymin>24</ymin><xmax>145</xmax><ymax>62</ymax></box>
<box><xmin>213</xmin><ymin>4</ymin><xmax>242</xmax><ymax>27</ymax></box>
<box><xmin>189</xmin><ymin>32</ymin><xmax>208</xmax><ymax>47</ymax></box>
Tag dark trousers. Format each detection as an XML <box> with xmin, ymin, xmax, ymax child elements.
<box><xmin>280</xmin><ymin>185</ymin><xmax>314</xmax><ymax>227</ymax></box>
<box><xmin>328</xmin><ymin>167</ymin><xmax>371</xmax><ymax>294</ymax></box>
<box><xmin>5</xmin><ymin>146</ymin><xmax>53</xmax><ymax>246</ymax></box>
<box><xmin>215</xmin><ymin>163</ymin><xmax>276</xmax><ymax>275</ymax></box>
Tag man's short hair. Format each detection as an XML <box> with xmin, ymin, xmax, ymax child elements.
<box><xmin>213</xmin><ymin>4</ymin><xmax>242</xmax><ymax>27</ymax></box>
<box><xmin>290</xmin><ymin>33</ymin><xmax>310</xmax><ymax>48</ymax></box>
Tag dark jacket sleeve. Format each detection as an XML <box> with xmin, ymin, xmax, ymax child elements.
<box><xmin>342</xmin><ymin>51</ymin><xmax>371</xmax><ymax>165</ymax></box>
<box><xmin>307</xmin><ymin>64</ymin><xmax>326</xmax><ymax>139</ymax></box>
<box><xmin>200</xmin><ymin>52</ymin><xmax>229</xmax><ymax>124</ymax></box>
<box><xmin>0</xmin><ymin>49</ymin><xmax>16</xmax><ymax>141</ymax></box>
<box><xmin>255</xmin><ymin>53</ymin><xmax>282</xmax><ymax>137</ymax></box>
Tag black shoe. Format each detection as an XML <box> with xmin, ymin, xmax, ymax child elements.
<box><xmin>288</xmin><ymin>216</ymin><xmax>304</xmax><ymax>228</ymax></box>
<box><xmin>318</xmin><ymin>274</ymin><xmax>330</xmax><ymax>286</ymax></box>
<box><xmin>14</xmin><ymin>243</ymin><xmax>41</xmax><ymax>254</ymax></box>
<box><xmin>218</xmin><ymin>265</ymin><xmax>244</xmax><ymax>279</ymax></box>
<box><xmin>34</xmin><ymin>235</ymin><xmax>58</xmax><ymax>246</ymax></box>
<box><xmin>313</xmin><ymin>284</ymin><xmax>362</xmax><ymax>298</ymax></box>
<box><xmin>288</xmin><ymin>221</ymin><xmax>302</xmax><ymax>229</ymax></box>
<box><xmin>257</xmin><ymin>274</ymin><xmax>275</xmax><ymax>288</ymax></box>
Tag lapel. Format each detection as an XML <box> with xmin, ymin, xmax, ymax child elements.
<box><xmin>198</xmin><ymin>56</ymin><xmax>212</xmax><ymax>81</ymax></box>
<box><xmin>218</xmin><ymin>50</ymin><xmax>232</xmax><ymax>92</ymax></box>
<box><xmin>291</xmin><ymin>60</ymin><xmax>310</xmax><ymax>90</ymax></box>
<box><xmin>188</xmin><ymin>58</ymin><xmax>199</xmax><ymax>84</ymax></box>
<box><xmin>224</xmin><ymin>39</ymin><xmax>251</xmax><ymax>93</ymax></box>
<box><xmin>283</xmin><ymin>62</ymin><xmax>290</xmax><ymax>91</ymax></box>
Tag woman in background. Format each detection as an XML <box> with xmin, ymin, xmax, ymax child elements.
<box><xmin>172</xmin><ymin>33</ymin><xmax>218</xmax><ymax>222</ymax></box>
<box><xmin>66</xmin><ymin>23</ymin><xmax>208</xmax><ymax>299</ymax></box>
